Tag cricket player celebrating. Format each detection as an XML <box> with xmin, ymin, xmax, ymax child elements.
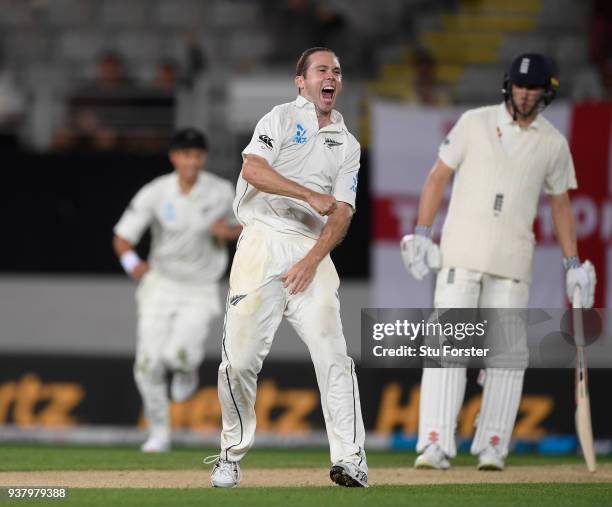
<box><xmin>207</xmin><ymin>47</ymin><xmax>368</xmax><ymax>488</ymax></box>
<box><xmin>113</xmin><ymin>128</ymin><xmax>241</xmax><ymax>453</ymax></box>
<box><xmin>401</xmin><ymin>53</ymin><xmax>596</xmax><ymax>470</ymax></box>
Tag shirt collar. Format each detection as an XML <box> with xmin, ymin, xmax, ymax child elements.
<box><xmin>294</xmin><ymin>95</ymin><xmax>345</xmax><ymax>132</ymax></box>
<box><xmin>173</xmin><ymin>171</ymin><xmax>205</xmax><ymax>197</ymax></box>
<box><xmin>497</xmin><ymin>102</ymin><xmax>540</xmax><ymax>130</ymax></box>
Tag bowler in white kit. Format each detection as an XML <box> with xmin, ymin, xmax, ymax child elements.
<box><xmin>207</xmin><ymin>47</ymin><xmax>368</xmax><ymax>488</ymax></box>
<box><xmin>401</xmin><ymin>53</ymin><xmax>596</xmax><ymax>470</ymax></box>
<box><xmin>113</xmin><ymin>128</ymin><xmax>241</xmax><ymax>453</ymax></box>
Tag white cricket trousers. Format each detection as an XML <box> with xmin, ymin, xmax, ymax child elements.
<box><xmin>417</xmin><ymin>267</ymin><xmax>529</xmax><ymax>458</ymax></box>
<box><xmin>218</xmin><ymin>224</ymin><xmax>366</xmax><ymax>464</ymax></box>
<box><xmin>134</xmin><ymin>269</ymin><xmax>220</xmax><ymax>439</ymax></box>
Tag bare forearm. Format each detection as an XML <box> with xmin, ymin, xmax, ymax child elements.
<box><xmin>223</xmin><ymin>224</ymin><xmax>243</xmax><ymax>241</ymax></box>
<box><xmin>243</xmin><ymin>155</ymin><xmax>312</xmax><ymax>202</ymax></box>
<box><xmin>551</xmin><ymin>194</ymin><xmax>578</xmax><ymax>257</ymax></box>
<box><xmin>305</xmin><ymin>203</ymin><xmax>353</xmax><ymax>264</ymax></box>
<box><xmin>417</xmin><ymin>159</ymin><xmax>453</xmax><ymax>226</ymax></box>
<box><xmin>243</xmin><ymin>155</ymin><xmax>336</xmax><ymax>216</ymax></box>
<box><xmin>113</xmin><ymin>235</ymin><xmax>135</xmax><ymax>257</ymax></box>
<box><xmin>212</xmin><ymin>222</ymin><xmax>243</xmax><ymax>241</ymax></box>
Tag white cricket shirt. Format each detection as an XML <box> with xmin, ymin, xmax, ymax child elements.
<box><xmin>437</xmin><ymin>103</ymin><xmax>577</xmax><ymax>283</ymax></box>
<box><xmin>114</xmin><ymin>171</ymin><xmax>236</xmax><ymax>284</ymax></box>
<box><xmin>496</xmin><ymin>102</ymin><xmax>540</xmax><ymax>156</ymax></box>
<box><xmin>235</xmin><ymin>95</ymin><xmax>360</xmax><ymax>239</ymax></box>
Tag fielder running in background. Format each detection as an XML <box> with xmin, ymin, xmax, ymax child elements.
<box><xmin>113</xmin><ymin>128</ymin><xmax>241</xmax><ymax>453</ymax></box>
<box><xmin>400</xmin><ymin>53</ymin><xmax>596</xmax><ymax>471</ymax></box>
<box><xmin>207</xmin><ymin>47</ymin><xmax>368</xmax><ymax>488</ymax></box>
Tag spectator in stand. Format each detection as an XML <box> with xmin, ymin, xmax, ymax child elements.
<box><xmin>152</xmin><ymin>33</ymin><xmax>209</xmax><ymax>132</ymax></box>
<box><xmin>155</xmin><ymin>60</ymin><xmax>179</xmax><ymax>94</ymax></box>
<box><xmin>266</xmin><ymin>0</ymin><xmax>363</xmax><ymax>76</ymax></box>
<box><xmin>88</xmin><ymin>50</ymin><xmax>135</xmax><ymax>93</ymax></box>
<box><xmin>408</xmin><ymin>48</ymin><xmax>451</xmax><ymax>106</ymax></box>
<box><xmin>54</xmin><ymin>50</ymin><xmax>137</xmax><ymax>151</ymax></box>
<box><xmin>153</xmin><ymin>34</ymin><xmax>207</xmax><ymax>94</ymax></box>
<box><xmin>266</xmin><ymin>0</ymin><xmax>322</xmax><ymax>65</ymax></box>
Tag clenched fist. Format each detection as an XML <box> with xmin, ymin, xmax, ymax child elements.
<box><xmin>307</xmin><ymin>191</ymin><xmax>337</xmax><ymax>216</ymax></box>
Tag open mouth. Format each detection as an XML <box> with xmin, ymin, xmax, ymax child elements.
<box><xmin>321</xmin><ymin>85</ymin><xmax>335</xmax><ymax>106</ymax></box>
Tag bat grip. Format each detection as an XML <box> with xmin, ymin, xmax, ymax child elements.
<box><xmin>572</xmin><ymin>286</ymin><xmax>586</xmax><ymax>347</ymax></box>
<box><xmin>572</xmin><ymin>286</ymin><xmax>582</xmax><ymax>309</ymax></box>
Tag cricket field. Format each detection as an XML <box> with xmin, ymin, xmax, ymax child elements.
<box><xmin>1</xmin><ymin>444</ymin><xmax>611</xmax><ymax>506</ymax></box>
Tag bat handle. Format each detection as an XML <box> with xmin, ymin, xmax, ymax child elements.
<box><xmin>572</xmin><ymin>286</ymin><xmax>582</xmax><ymax>309</ymax></box>
<box><xmin>572</xmin><ymin>286</ymin><xmax>586</xmax><ymax>348</ymax></box>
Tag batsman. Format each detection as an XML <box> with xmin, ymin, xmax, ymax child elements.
<box><xmin>401</xmin><ymin>53</ymin><xmax>596</xmax><ymax>470</ymax></box>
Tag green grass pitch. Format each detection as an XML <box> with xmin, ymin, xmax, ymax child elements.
<box><xmin>1</xmin><ymin>444</ymin><xmax>611</xmax><ymax>506</ymax></box>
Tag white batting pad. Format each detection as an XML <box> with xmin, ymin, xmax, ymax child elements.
<box><xmin>417</xmin><ymin>367</ymin><xmax>467</xmax><ymax>457</ymax></box>
<box><xmin>470</xmin><ymin>368</ymin><xmax>524</xmax><ymax>457</ymax></box>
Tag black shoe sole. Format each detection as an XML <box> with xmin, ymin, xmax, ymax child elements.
<box><xmin>330</xmin><ymin>465</ymin><xmax>364</xmax><ymax>487</ymax></box>
<box><xmin>477</xmin><ymin>464</ymin><xmax>504</xmax><ymax>471</ymax></box>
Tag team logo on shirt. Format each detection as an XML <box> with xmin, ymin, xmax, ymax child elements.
<box><xmin>350</xmin><ymin>174</ymin><xmax>358</xmax><ymax>193</ymax></box>
<box><xmin>293</xmin><ymin>123</ymin><xmax>307</xmax><ymax>144</ymax></box>
<box><xmin>258</xmin><ymin>134</ymin><xmax>274</xmax><ymax>150</ymax></box>
<box><xmin>324</xmin><ymin>137</ymin><xmax>343</xmax><ymax>149</ymax></box>
<box><xmin>162</xmin><ymin>202</ymin><xmax>176</xmax><ymax>222</ymax></box>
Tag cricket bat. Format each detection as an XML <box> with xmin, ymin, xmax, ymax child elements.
<box><xmin>573</xmin><ymin>287</ymin><xmax>596</xmax><ymax>473</ymax></box>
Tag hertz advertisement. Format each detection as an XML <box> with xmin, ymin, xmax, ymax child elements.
<box><xmin>1</xmin><ymin>355</ymin><xmax>610</xmax><ymax>445</ymax></box>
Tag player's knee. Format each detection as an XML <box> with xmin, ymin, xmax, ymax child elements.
<box><xmin>485</xmin><ymin>367</ymin><xmax>524</xmax><ymax>381</ymax></box>
<box><xmin>133</xmin><ymin>356</ymin><xmax>164</xmax><ymax>385</ymax></box>
<box><xmin>303</xmin><ymin>307</ymin><xmax>344</xmax><ymax>341</ymax></box>
<box><xmin>161</xmin><ymin>345</ymin><xmax>201</xmax><ymax>372</ymax></box>
<box><xmin>227</xmin><ymin>355</ymin><xmax>261</xmax><ymax>377</ymax></box>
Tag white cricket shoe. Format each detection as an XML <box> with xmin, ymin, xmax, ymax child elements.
<box><xmin>330</xmin><ymin>453</ymin><xmax>369</xmax><ymax>487</ymax></box>
<box><xmin>141</xmin><ymin>435</ymin><xmax>171</xmax><ymax>453</ymax></box>
<box><xmin>477</xmin><ymin>446</ymin><xmax>505</xmax><ymax>471</ymax></box>
<box><xmin>414</xmin><ymin>444</ymin><xmax>450</xmax><ymax>470</ymax></box>
<box><xmin>171</xmin><ymin>370</ymin><xmax>199</xmax><ymax>402</ymax></box>
<box><xmin>208</xmin><ymin>457</ymin><xmax>241</xmax><ymax>488</ymax></box>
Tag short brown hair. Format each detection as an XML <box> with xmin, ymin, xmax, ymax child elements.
<box><xmin>295</xmin><ymin>47</ymin><xmax>336</xmax><ymax>77</ymax></box>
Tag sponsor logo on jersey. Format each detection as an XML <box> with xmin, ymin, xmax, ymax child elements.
<box><xmin>293</xmin><ymin>123</ymin><xmax>307</xmax><ymax>144</ymax></box>
<box><xmin>350</xmin><ymin>174</ymin><xmax>358</xmax><ymax>193</ymax></box>
<box><xmin>447</xmin><ymin>267</ymin><xmax>455</xmax><ymax>284</ymax></box>
<box><xmin>324</xmin><ymin>137</ymin><xmax>343</xmax><ymax>148</ymax></box>
<box><xmin>230</xmin><ymin>294</ymin><xmax>247</xmax><ymax>306</ymax></box>
<box><xmin>163</xmin><ymin>202</ymin><xmax>176</xmax><ymax>222</ymax></box>
<box><xmin>258</xmin><ymin>134</ymin><xmax>274</xmax><ymax>150</ymax></box>
<box><xmin>494</xmin><ymin>193</ymin><xmax>504</xmax><ymax>214</ymax></box>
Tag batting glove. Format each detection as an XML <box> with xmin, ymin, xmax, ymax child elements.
<box><xmin>564</xmin><ymin>257</ymin><xmax>596</xmax><ymax>308</ymax></box>
<box><xmin>400</xmin><ymin>226</ymin><xmax>441</xmax><ymax>281</ymax></box>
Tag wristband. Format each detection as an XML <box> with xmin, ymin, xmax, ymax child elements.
<box><xmin>415</xmin><ymin>225</ymin><xmax>432</xmax><ymax>237</ymax></box>
<box><xmin>562</xmin><ymin>256</ymin><xmax>580</xmax><ymax>270</ymax></box>
<box><xmin>120</xmin><ymin>250</ymin><xmax>142</xmax><ymax>274</ymax></box>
